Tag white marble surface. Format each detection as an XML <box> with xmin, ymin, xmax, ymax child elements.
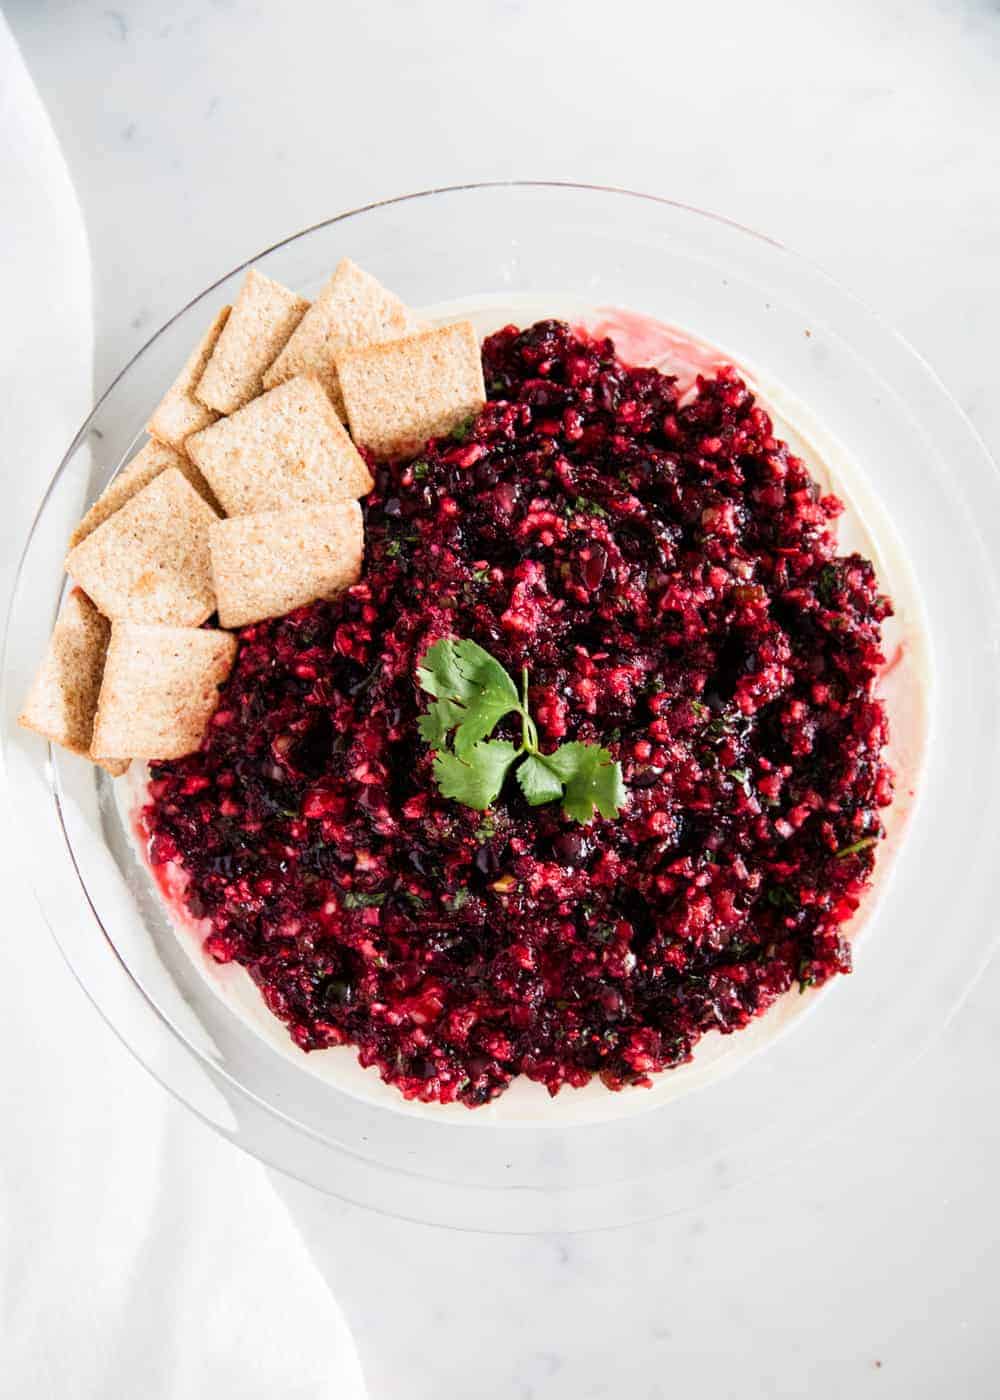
<box><xmin>6</xmin><ymin>0</ymin><xmax>1000</xmax><ymax>1395</ymax></box>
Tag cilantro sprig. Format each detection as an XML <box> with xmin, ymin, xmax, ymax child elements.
<box><xmin>416</xmin><ymin>638</ymin><xmax>626</xmax><ymax>823</ymax></box>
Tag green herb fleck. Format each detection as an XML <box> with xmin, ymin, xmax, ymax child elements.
<box><xmin>573</xmin><ymin>495</ymin><xmax>609</xmax><ymax>519</ymax></box>
<box><xmin>342</xmin><ymin>890</ymin><xmax>386</xmax><ymax>910</ymax></box>
<box><xmin>765</xmin><ymin>885</ymin><xmax>798</xmax><ymax>913</ymax></box>
<box><xmin>835</xmin><ymin>835</ymin><xmax>879</xmax><ymax>859</ymax></box>
<box><xmin>450</xmin><ymin>416</ymin><xmax>474</xmax><ymax>443</ymax></box>
<box><xmin>448</xmin><ymin>887</ymin><xmax>471</xmax><ymax>911</ymax></box>
<box><xmin>412</xmin><ymin>460</ymin><xmax>430</xmax><ymax>480</ymax></box>
<box><xmin>385</xmin><ymin>538</ymin><xmax>403</xmax><ymax>559</ymax></box>
<box><xmin>817</xmin><ymin>564</ymin><xmax>839</xmax><ymax>605</ymax></box>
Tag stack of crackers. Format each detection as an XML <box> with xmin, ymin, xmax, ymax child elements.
<box><xmin>19</xmin><ymin>258</ymin><xmax>486</xmax><ymax>773</ymax></box>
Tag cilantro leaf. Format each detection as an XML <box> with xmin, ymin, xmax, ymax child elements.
<box><xmin>543</xmin><ymin>742</ymin><xmax>626</xmax><ymax>823</ymax></box>
<box><xmin>452</xmin><ymin>692</ymin><xmax>521</xmax><ymax>758</ymax></box>
<box><xmin>417</xmin><ymin>698</ymin><xmax>463</xmax><ymax>749</ymax></box>
<box><xmin>516</xmin><ymin>754</ymin><xmax>565</xmax><ymax>806</ymax></box>
<box><xmin>433</xmin><ymin>740</ymin><xmax>519</xmax><ymax>810</ymax></box>
<box><xmin>418</xmin><ymin>637</ymin><xmax>519</xmax><ymax>708</ymax></box>
<box><xmin>416</xmin><ymin>637</ymin><xmax>520</xmax><ymax>757</ymax></box>
<box><xmin>415</xmin><ymin>636</ymin><xmax>627</xmax><ymax>822</ymax></box>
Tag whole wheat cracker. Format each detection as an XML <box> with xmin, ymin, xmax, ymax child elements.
<box><xmin>186</xmin><ymin>374</ymin><xmax>373</xmax><ymax>516</ymax></box>
<box><xmin>69</xmin><ymin>440</ymin><xmax>221</xmax><ymax>549</ymax></box>
<box><xmin>18</xmin><ymin>588</ymin><xmax>129</xmax><ymax>774</ymax></box>
<box><xmin>92</xmin><ymin>621</ymin><xmax>237</xmax><ymax>761</ymax></box>
<box><xmin>262</xmin><ymin>258</ymin><xmax>411</xmax><ymax>416</ymax></box>
<box><xmin>194</xmin><ymin>268</ymin><xmax>309</xmax><ymax>415</ymax></box>
<box><xmin>146</xmin><ymin>305</ymin><xmax>231</xmax><ymax>450</ymax></box>
<box><xmin>335</xmin><ymin>320</ymin><xmax>485</xmax><ymax>460</ymax></box>
<box><xmin>210</xmin><ymin>501</ymin><xmax>363</xmax><ymax>628</ymax></box>
<box><xmin>65</xmin><ymin>467</ymin><xmax>219</xmax><ymax>627</ymax></box>
<box><xmin>96</xmin><ymin>754</ymin><xmax>131</xmax><ymax>776</ymax></box>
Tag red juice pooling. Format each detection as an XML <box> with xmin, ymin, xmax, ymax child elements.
<box><xmin>145</xmin><ymin>320</ymin><xmax>893</xmax><ymax>1108</ymax></box>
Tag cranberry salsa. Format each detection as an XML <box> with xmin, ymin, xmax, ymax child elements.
<box><xmin>145</xmin><ymin>319</ymin><xmax>894</xmax><ymax>1108</ymax></box>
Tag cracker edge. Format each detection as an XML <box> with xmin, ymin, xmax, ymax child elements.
<box><xmin>17</xmin><ymin>589</ymin><xmax>130</xmax><ymax>773</ymax></box>
<box><xmin>68</xmin><ymin>440</ymin><xmax>221</xmax><ymax>550</ymax></box>
<box><xmin>192</xmin><ymin>268</ymin><xmax>311</xmax><ymax>416</ymax></box>
<box><xmin>261</xmin><ymin>257</ymin><xmax>411</xmax><ymax>404</ymax></box>
<box><xmin>146</xmin><ymin>304</ymin><xmax>232</xmax><ymax>451</ymax></box>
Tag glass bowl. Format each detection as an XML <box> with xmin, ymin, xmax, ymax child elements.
<box><xmin>4</xmin><ymin>182</ymin><xmax>999</xmax><ymax>1232</ymax></box>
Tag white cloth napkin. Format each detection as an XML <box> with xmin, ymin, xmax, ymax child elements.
<box><xmin>0</xmin><ymin>20</ymin><xmax>366</xmax><ymax>1399</ymax></box>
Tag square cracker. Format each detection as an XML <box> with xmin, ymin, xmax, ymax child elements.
<box><xmin>146</xmin><ymin>305</ymin><xmax>231</xmax><ymax>450</ymax></box>
<box><xmin>69</xmin><ymin>439</ymin><xmax>221</xmax><ymax>549</ymax></box>
<box><xmin>210</xmin><ymin>501</ymin><xmax>363</xmax><ymax>628</ymax></box>
<box><xmin>92</xmin><ymin>622</ymin><xmax>237</xmax><ymax>761</ymax></box>
<box><xmin>18</xmin><ymin>588</ymin><xmax>129</xmax><ymax>774</ymax></box>
<box><xmin>65</xmin><ymin>467</ymin><xmax>219</xmax><ymax>627</ymax></box>
<box><xmin>194</xmin><ymin>268</ymin><xmax>309</xmax><ymax>415</ymax></box>
<box><xmin>262</xmin><ymin>258</ymin><xmax>411</xmax><ymax>416</ymax></box>
<box><xmin>186</xmin><ymin>374</ymin><xmax>373</xmax><ymax>516</ymax></box>
<box><xmin>335</xmin><ymin>320</ymin><xmax>485</xmax><ymax>460</ymax></box>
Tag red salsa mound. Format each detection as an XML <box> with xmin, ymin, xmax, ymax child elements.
<box><xmin>145</xmin><ymin>320</ymin><xmax>893</xmax><ymax>1107</ymax></box>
